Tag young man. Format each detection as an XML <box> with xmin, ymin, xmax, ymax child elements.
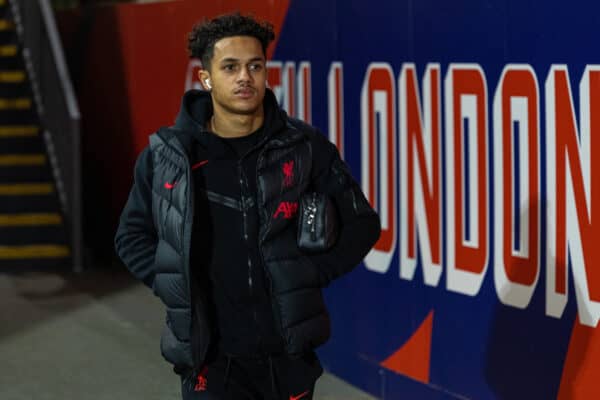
<box><xmin>115</xmin><ymin>13</ymin><xmax>380</xmax><ymax>400</ymax></box>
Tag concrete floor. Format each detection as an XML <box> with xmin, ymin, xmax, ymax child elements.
<box><xmin>0</xmin><ymin>266</ymin><xmax>375</xmax><ymax>400</ymax></box>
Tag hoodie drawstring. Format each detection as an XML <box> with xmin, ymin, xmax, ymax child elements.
<box><xmin>223</xmin><ymin>354</ymin><xmax>232</xmax><ymax>392</ymax></box>
<box><xmin>268</xmin><ymin>355</ymin><xmax>279</xmax><ymax>399</ymax></box>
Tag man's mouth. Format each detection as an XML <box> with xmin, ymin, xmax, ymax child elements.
<box><xmin>235</xmin><ymin>87</ymin><xmax>255</xmax><ymax>97</ymax></box>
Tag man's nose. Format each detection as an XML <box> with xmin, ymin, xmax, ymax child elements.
<box><xmin>237</xmin><ymin>66</ymin><xmax>252</xmax><ymax>82</ymax></box>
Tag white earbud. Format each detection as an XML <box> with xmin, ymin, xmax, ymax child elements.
<box><xmin>204</xmin><ymin>79</ymin><xmax>212</xmax><ymax>89</ymax></box>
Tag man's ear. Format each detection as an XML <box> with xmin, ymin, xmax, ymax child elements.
<box><xmin>198</xmin><ymin>69</ymin><xmax>212</xmax><ymax>91</ymax></box>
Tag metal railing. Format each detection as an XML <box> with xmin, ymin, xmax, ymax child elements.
<box><xmin>10</xmin><ymin>0</ymin><xmax>83</xmax><ymax>272</ymax></box>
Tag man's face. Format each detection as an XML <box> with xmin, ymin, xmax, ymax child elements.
<box><xmin>202</xmin><ymin>36</ymin><xmax>267</xmax><ymax>117</ymax></box>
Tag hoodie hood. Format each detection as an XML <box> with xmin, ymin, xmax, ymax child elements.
<box><xmin>174</xmin><ymin>88</ymin><xmax>287</xmax><ymax>141</ymax></box>
<box><xmin>174</xmin><ymin>89</ymin><xmax>212</xmax><ymax>131</ymax></box>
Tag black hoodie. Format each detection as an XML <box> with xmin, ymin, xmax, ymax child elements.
<box><xmin>176</xmin><ymin>89</ymin><xmax>286</xmax><ymax>358</ymax></box>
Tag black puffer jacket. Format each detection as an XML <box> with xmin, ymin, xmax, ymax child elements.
<box><xmin>115</xmin><ymin>89</ymin><xmax>380</xmax><ymax>372</ymax></box>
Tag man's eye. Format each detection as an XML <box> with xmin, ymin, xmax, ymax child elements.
<box><xmin>223</xmin><ymin>65</ymin><xmax>236</xmax><ymax>71</ymax></box>
<box><xmin>250</xmin><ymin>64</ymin><xmax>263</xmax><ymax>71</ymax></box>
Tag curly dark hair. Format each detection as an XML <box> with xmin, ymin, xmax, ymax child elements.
<box><xmin>187</xmin><ymin>12</ymin><xmax>275</xmax><ymax>70</ymax></box>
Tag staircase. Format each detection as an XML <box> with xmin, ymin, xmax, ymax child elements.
<box><xmin>0</xmin><ymin>0</ymin><xmax>70</xmax><ymax>269</ymax></box>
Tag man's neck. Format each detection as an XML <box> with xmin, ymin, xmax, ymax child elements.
<box><xmin>210</xmin><ymin>106</ymin><xmax>264</xmax><ymax>138</ymax></box>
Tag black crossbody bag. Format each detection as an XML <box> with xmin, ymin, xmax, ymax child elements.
<box><xmin>297</xmin><ymin>192</ymin><xmax>339</xmax><ymax>252</ymax></box>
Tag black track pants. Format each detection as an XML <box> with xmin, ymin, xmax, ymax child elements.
<box><xmin>181</xmin><ymin>352</ymin><xmax>323</xmax><ymax>400</ymax></box>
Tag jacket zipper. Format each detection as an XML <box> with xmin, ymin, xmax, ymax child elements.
<box><xmin>238</xmin><ymin>162</ymin><xmax>261</xmax><ymax>342</ymax></box>
<box><xmin>255</xmin><ymin>147</ymin><xmax>285</xmax><ymax>345</ymax></box>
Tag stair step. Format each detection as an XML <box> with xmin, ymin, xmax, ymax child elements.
<box><xmin>0</xmin><ymin>221</ymin><xmax>67</xmax><ymax>239</ymax></box>
<box><xmin>0</xmin><ymin>111</ymin><xmax>39</xmax><ymax>124</ymax></box>
<box><xmin>0</xmin><ymin>49</ymin><xmax>23</xmax><ymax>69</ymax></box>
<box><xmin>0</xmin><ymin>183</ymin><xmax>54</xmax><ymax>195</ymax></box>
<box><xmin>0</xmin><ymin>258</ymin><xmax>72</xmax><ymax>271</ymax></box>
<box><xmin>0</xmin><ymin>97</ymin><xmax>32</xmax><ymax>110</ymax></box>
<box><xmin>0</xmin><ymin>45</ymin><xmax>16</xmax><ymax>57</ymax></box>
<box><xmin>0</xmin><ymin>98</ymin><xmax>32</xmax><ymax>111</ymax></box>
<box><xmin>0</xmin><ymin>83</ymin><xmax>31</xmax><ymax>98</ymax></box>
<box><xmin>0</xmin><ymin>245</ymin><xmax>70</xmax><ymax>259</ymax></box>
<box><xmin>0</xmin><ymin>195</ymin><xmax>61</xmax><ymax>213</ymax></box>
<box><xmin>0</xmin><ymin>19</ymin><xmax>12</xmax><ymax>30</ymax></box>
<box><xmin>0</xmin><ymin>213</ymin><xmax>62</xmax><ymax>226</ymax></box>
<box><xmin>0</xmin><ymin>154</ymin><xmax>46</xmax><ymax>166</ymax></box>
<box><xmin>0</xmin><ymin>60</ymin><xmax>23</xmax><ymax>72</ymax></box>
<box><xmin>0</xmin><ymin>21</ymin><xmax>16</xmax><ymax>45</ymax></box>
<box><xmin>0</xmin><ymin>33</ymin><xmax>16</xmax><ymax>45</ymax></box>
<box><xmin>0</xmin><ymin>136</ymin><xmax>44</xmax><ymax>153</ymax></box>
<box><xmin>0</xmin><ymin>6</ymin><xmax>9</xmax><ymax>23</ymax></box>
<box><xmin>0</xmin><ymin>125</ymin><xmax>39</xmax><ymax>137</ymax></box>
<box><xmin>0</xmin><ymin>70</ymin><xmax>25</xmax><ymax>83</ymax></box>
<box><xmin>0</xmin><ymin>19</ymin><xmax>13</xmax><ymax>31</ymax></box>
<box><xmin>0</xmin><ymin>167</ymin><xmax>53</xmax><ymax>183</ymax></box>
